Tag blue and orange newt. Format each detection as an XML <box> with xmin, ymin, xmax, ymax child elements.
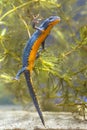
<box><xmin>15</xmin><ymin>16</ymin><xmax>61</xmax><ymax>126</ymax></box>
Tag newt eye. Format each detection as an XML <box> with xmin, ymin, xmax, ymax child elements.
<box><xmin>49</xmin><ymin>17</ymin><xmax>53</xmax><ymax>20</ymax></box>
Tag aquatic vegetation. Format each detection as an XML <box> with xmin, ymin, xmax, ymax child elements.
<box><xmin>0</xmin><ymin>0</ymin><xmax>87</xmax><ymax>115</ymax></box>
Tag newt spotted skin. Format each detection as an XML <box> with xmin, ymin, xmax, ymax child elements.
<box><xmin>15</xmin><ymin>16</ymin><xmax>61</xmax><ymax>126</ymax></box>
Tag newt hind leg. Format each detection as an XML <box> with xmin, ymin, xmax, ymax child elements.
<box><xmin>15</xmin><ymin>67</ymin><xmax>26</xmax><ymax>80</ymax></box>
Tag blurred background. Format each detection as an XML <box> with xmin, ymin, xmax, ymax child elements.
<box><xmin>0</xmin><ymin>0</ymin><xmax>87</xmax><ymax>114</ymax></box>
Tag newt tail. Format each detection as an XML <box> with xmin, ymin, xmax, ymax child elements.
<box><xmin>24</xmin><ymin>70</ymin><xmax>45</xmax><ymax>125</ymax></box>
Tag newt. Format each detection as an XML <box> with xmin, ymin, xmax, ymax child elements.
<box><xmin>15</xmin><ymin>16</ymin><xmax>61</xmax><ymax>126</ymax></box>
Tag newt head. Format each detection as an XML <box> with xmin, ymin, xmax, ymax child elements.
<box><xmin>48</xmin><ymin>16</ymin><xmax>61</xmax><ymax>25</ymax></box>
<box><xmin>40</xmin><ymin>16</ymin><xmax>61</xmax><ymax>30</ymax></box>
